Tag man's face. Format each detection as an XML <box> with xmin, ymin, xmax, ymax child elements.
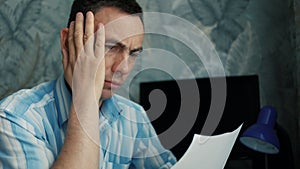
<box><xmin>94</xmin><ymin>7</ymin><xmax>144</xmax><ymax>99</ymax></box>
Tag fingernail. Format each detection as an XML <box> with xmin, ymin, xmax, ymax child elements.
<box><xmin>87</xmin><ymin>11</ymin><xmax>93</xmax><ymax>16</ymax></box>
<box><xmin>86</xmin><ymin>12</ymin><xmax>92</xmax><ymax>20</ymax></box>
<box><xmin>98</xmin><ymin>23</ymin><xmax>104</xmax><ymax>29</ymax></box>
<box><xmin>76</xmin><ymin>12</ymin><xmax>83</xmax><ymax>17</ymax></box>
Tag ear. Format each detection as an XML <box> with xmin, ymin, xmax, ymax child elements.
<box><xmin>60</xmin><ymin>28</ymin><xmax>69</xmax><ymax>69</ymax></box>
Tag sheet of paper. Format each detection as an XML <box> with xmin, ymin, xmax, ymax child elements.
<box><xmin>171</xmin><ymin>125</ymin><xmax>242</xmax><ymax>169</ymax></box>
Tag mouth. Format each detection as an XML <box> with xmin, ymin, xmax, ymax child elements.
<box><xmin>104</xmin><ymin>80</ymin><xmax>122</xmax><ymax>89</ymax></box>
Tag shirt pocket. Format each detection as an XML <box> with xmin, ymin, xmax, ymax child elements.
<box><xmin>102</xmin><ymin>161</ymin><xmax>130</xmax><ymax>169</ymax></box>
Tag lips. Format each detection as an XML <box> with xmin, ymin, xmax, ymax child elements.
<box><xmin>104</xmin><ymin>80</ymin><xmax>121</xmax><ymax>89</ymax></box>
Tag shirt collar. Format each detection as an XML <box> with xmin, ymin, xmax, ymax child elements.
<box><xmin>54</xmin><ymin>75</ymin><xmax>123</xmax><ymax>127</ymax></box>
<box><xmin>100</xmin><ymin>95</ymin><xmax>122</xmax><ymax>124</ymax></box>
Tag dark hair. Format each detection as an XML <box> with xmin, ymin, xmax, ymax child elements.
<box><xmin>67</xmin><ymin>0</ymin><xmax>143</xmax><ymax>27</ymax></box>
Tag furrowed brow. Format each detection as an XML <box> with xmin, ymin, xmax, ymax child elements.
<box><xmin>105</xmin><ymin>39</ymin><xmax>126</xmax><ymax>48</ymax></box>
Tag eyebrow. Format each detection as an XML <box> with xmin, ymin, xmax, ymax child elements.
<box><xmin>105</xmin><ymin>39</ymin><xmax>143</xmax><ymax>55</ymax></box>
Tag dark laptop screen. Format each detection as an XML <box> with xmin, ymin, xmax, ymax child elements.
<box><xmin>139</xmin><ymin>75</ymin><xmax>260</xmax><ymax>160</ymax></box>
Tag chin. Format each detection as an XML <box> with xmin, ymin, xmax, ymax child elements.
<box><xmin>101</xmin><ymin>88</ymin><xmax>114</xmax><ymax>100</ymax></box>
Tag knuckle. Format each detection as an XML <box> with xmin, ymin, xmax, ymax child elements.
<box><xmin>95</xmin><ymin>39</ymin><xmax>104</xmax><ymax>47</ymax></box>
<box><xmin>75</xmin><ymin>44</ymin><xmax>82</xmax><ymax>51</ymax></box>
<box><xmin>68</xmin><ymin>32</ymin><xmax>73</xmax><ymax>38</ymax></box>
<box><xmin>68</xmin><ymin>36</ymin><xmax>73</xmax><ymax>42</ymax></box>
<box><xmin>86</xmin><ymin>32</ymin><xmax>93</xmax><ymax>38</ymax></box>
<box><xmin>95</xmin><ymin>42</ymin><xmax>102</xmax><ymax>48</ymax></box>
<box><xmin>74</xmin><ymin>30</ymin><xmax>82</xmax><ymax>38</ymax></box>
<box><xmin>83</xmin><ymin>35</ymin><xmax>89</xmax><ymax>43</ymax></box>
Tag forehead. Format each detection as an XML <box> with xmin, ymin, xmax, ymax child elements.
<box><xmin>94</xmin><ymin>7</ymin><xmax>144</xmax><ymax>44</ymax></box>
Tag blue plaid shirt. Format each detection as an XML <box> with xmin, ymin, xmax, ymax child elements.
<box><xmin>0</xmin><ymin>75</ymin><xmax>177</xmax><ymax>169</ymax></box>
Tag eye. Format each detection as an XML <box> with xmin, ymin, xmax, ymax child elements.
<box><xmin>105</xmin><ymin>43</ymin><xmax>120</xmax><ymax>54</ymax></box>
<box><xmin>105</xmin><ymin>44</ymin><xmax>116</xmax><ymax>50</ymax></box>
<box><xmin>130</xmin><ymin>51</ymin><xmax>140</xmax><ymax>58</ymax></box>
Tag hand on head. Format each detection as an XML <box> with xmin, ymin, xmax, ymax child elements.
<box><xmin>61</xmin><ymin>11</ymin><xmax>105</xmax><ymax>106</ymax></box>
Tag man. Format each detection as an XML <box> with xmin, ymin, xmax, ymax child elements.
<box><xmin>0</xmin><ymin>0</ymin><xmax>177</xmax><ymax>168</ymax></box>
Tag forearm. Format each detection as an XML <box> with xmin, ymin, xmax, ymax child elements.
<box><xmin>51</xmin><ymin>103</ymin><xmax>100</xmax><ymax>169</ymax></box>
<box><xmin>52</xmin><ymin>11</ymin><xmax>104</xmax><ymax>169</ymax></box>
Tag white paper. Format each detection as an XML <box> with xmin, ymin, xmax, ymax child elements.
<box><xmin>171</xmin><ymin>125</ymin><xmax>242</xmax><ymax>169</ymax></box>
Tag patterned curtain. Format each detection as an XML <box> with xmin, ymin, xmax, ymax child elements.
<box><xmin>0</xmin><ymin>0</ymin><xmax>299</xmax><ymax>168</ymax></box>
<box><xmin>0</xmin><ymin>0</ymin><xmax>73</xmax><ymax>98</ymax></box>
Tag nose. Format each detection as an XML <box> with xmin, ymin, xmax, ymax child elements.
<box><xmin>111</xmin><ymin>51</ymin><xmax>129</xmax><ymax>75</ymax></box>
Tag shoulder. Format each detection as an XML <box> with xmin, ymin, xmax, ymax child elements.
<box><xmin>0</xmin><ymin>80</ymin><xmax>57</xmax><ymax>137</ymax></box>
<box><xmin>0</xmin><ymin>80</ymin><xmax>56</xmax><ymax>116</ymax></box>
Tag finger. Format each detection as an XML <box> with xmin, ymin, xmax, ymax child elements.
<box><xmin>84</xmin><ymin>11</ymin><xmax>95</xmax><ymax>56</ymax></box>
<box><xmin>68</xmin><ymin>21</ymin><xmax>76</xmax><ymax>71</ymax></box>
<box><xmin>62</xmin><ymin>50</ymin><xmax>67</xmax><ymax>72</ymax></box>
<box><xmin>60</xmin><ymin>28</ymin><xmax>69</xmax><ymax>72</ymax></box>
<box><xmin>65</xmin><ymin>24</ymin><xmax>74</xmax><ymax>87</ymax></box>
<box><xmin>64</xmin><ymin>62</ymin><xmax>73</xmax><ymax>89</ymax></box>
<box><xmin>95</xmin><ymin>23</ymin><xmax>105</xmax><ymax>60</ymax></box>
<box><xmin>74</xmin><ymin>12</ymin><xmax>84</xmax><ymax>57</ymax></box>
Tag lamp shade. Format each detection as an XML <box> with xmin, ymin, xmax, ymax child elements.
<box><xmin>240</xmin><ymin>106</ymin><xmax>280</xmax><ymax>154</ymax></box>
